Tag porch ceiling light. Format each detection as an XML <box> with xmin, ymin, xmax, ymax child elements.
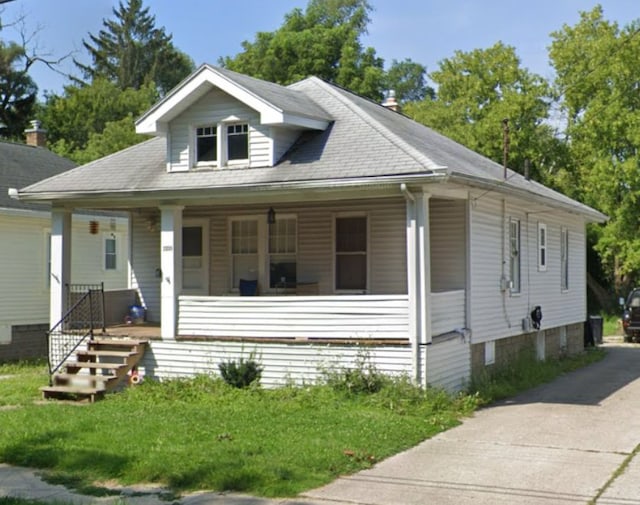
<box><xmin>267</xmin><ymin>207</ymin><xmax>276</xmax><ymax>224</ymax></box>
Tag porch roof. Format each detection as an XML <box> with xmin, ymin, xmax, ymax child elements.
<box><xmin>14</xmin><ymin>67</ymin><xmax>605</xmax><ymax>222</ymax></box>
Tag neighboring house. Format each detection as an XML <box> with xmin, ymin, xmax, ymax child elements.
<box><xmin>0</xmin><ymin>123</ymin><xmax>129</xmax><ymax>362</ymax></box>
<box><xmin>14</xmin><ymin>66</ymin><xmax>606</xmax><ymax>391</ymax></box>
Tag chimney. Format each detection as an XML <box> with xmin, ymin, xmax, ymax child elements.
<box><xmin>382</xmin><ymin>90</ymin><xmax>400</xmax><ymax>112</ymax></box>
<box><xmin>24</xmin><ymin>119</ymin><xmax>47</xmax><ymax>148</ymax></box>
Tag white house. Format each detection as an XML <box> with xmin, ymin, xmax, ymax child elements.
<box><xmin>14</xmin><ymin>66</ymin><xmax>605</xmax><ymax>391</ymax></box>
<box><xmin>0</xmin><ymin>123</ymin><xmax>129</xmax><ymax>362</ymax></box>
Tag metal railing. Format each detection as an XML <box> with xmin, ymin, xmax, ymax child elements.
<box><xmin>46</xmin><ymin>283</ymin><xmax>105</xmax><ymax>383</ymax></box>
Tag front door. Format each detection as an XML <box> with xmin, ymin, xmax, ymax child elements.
<box><xmin>182</xmin><ymin>219</ymin><xmax>209</xmax><ymax>295</ymax></box>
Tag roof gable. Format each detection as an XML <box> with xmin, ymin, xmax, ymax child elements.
<box><xmin>136</xmin><ymin>64</ymin><xmax>332</xmax><ymax>134</ymax></box>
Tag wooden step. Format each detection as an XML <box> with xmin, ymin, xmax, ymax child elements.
<box><xmin>41</xmin><ymin>385</ymin><xmax>105</xmax><ymax>403</ymax></box>
<box><xmin>52</xmin><ymin>373</ymin><xmax>117</xmax><ymax>384</ymax></box>
<box><xmin>90</xmin><ymin>338</ymin><xmax>148</xmax><ymax>347</ymax></box>
<box><xmin>76</xmin><ymin>350</ymin><xmax>136</xmax><ymax>359</ymax></box>
<box><xmin>65</xmin><ymin>362</ymin><xmax>122</xmax><ymax>371</ymax></box>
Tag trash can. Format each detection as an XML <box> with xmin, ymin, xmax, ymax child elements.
<box><xmin>129</xmin><ymin>305</ymin><xmax>146</xmax><ymax>324</ymax></box>
<box><xmin>589</xmin><ymin>315</ymin><xmax>603</xmax><ymax>345</ymax></box>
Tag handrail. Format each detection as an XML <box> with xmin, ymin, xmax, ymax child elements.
<box><xmin>46</xmin><ymin>284</ymin><xmax>105</xmax><ymax>383</ymax></box>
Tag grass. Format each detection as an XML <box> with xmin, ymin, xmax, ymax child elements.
<box><xmin>0</xmin><ymin>348</ymin><xmax>606</xmax><ymax>501</ymax></box>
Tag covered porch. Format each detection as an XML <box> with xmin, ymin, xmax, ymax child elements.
<box><xmin>50</xmin><ymin>190</ymin><xmax>470</xmax><ymax>387</ymax></box>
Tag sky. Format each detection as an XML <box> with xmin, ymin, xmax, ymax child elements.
<box><xmin>1</xmin><ymin>0</ymin><xmax>638</xmax><ymax>98</ymax></box>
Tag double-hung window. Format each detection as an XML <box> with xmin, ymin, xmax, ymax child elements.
<box><xmin>335</xmin><ymin>215</ymin><xmax>367</xmax><ymax>291</ymax></box>
<box><xmin>194</xmin><ymin>123</ymin><xmax>249</xmax><ymax>167</ymax></box>
<box><xmin>230</xmin><ymin>219</ymin><xmax>259</xmax><ymax>289</ymax></box>
<box><xmin>196</xmin><ymin>126</ymin><xmax>217</xmax><ymax>163</ymax></box>
<box><xmin>269</xmin><ymin>217</ymin><xmax>297</xmax><ymax>288</ymax></box>
<box><xmin>509</xmin><ymin>218</ymin><xmax>521</xmax><ymax>293</ymax></box>
<box><xmin>105</xmin><ymin>233</ymin><xmax>117</xmax><ymax>270</ymax></box>
<box><xmin>561</xmin><ymin>227</ymin><xmax>569</xmax><ymax>291</ymax></box>
<box><xmin>538</xmin><ymin>222</ymin><xmax>547</xmax><ymax>271</ymax></box>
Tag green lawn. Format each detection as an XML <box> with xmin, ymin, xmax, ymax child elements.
<box><xmin>0</xmin><ymin>349</ymin><xmax>605</xmax><ymax>500</ymax></box>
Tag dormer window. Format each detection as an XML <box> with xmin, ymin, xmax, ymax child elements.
<box><xmin>196</xmin><ymin>126</ymin><xmax>217</xmax><ymax>163</ymax></box>
<box><xmin>227</xmin><ymin>124</ymin><xmax>248</xmax><ymax>160</ymax></box>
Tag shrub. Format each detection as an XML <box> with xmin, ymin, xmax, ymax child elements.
<box><xmin>322</xmin><ymin>350</ymin><xmax>388</xmax><ymax>394</ymax></box>
<box><xmin>218</xmin><ymin>355</ymin><xmax>263</xmax><ymax>388</ymax></box>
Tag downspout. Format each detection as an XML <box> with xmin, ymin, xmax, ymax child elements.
<box><xmin>401</xmin><ymin>184</ymin><xmax>420</xmax><ymax>385</ymax></box>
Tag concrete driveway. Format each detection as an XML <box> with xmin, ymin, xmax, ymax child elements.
<box><xmin>302</xmin><ymin>343</ymin><xmax>640</xmax><ymax>505</ymax></box>
<box><xmin>2</xmin><ymin>343</ymin><xmax>640</xmax><ymax>504</ymax></box>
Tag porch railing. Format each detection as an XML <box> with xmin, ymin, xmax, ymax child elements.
<box><xmin>46</xmin><ymin>284</ymin><xmax>105</xmax><ymax>382</ymax></box>
<box><xmin>177</xmin><ymin>294</ymin><xmax>410</xmax><ymax>340</ymax></box>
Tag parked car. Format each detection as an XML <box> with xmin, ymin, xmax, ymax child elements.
<box><xmin>621</xmin><ymin>289</ymin><xmax>640</xmax><ymax>342</ymax></box>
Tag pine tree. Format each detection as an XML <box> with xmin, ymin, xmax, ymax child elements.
<box><xmin>74</xmin><ymin>0</ymin><xmax>193</xmax><ymax>95</ymax></box>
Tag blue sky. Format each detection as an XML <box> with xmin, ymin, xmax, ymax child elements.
<box><xmin>2</xmin><ymin>0</ymin><xmax>637</xmax><ymax>98</ymax></box>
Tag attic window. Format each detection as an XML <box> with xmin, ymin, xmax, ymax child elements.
<box><xmin>228</xmin><ymin>124</ymin><xmax>248</xmax><ymax>160</ymax></box>
<box><xmin>196</xmin><ymin>126</ymin><xmax>217</xmax><ymax>163</ymax></box>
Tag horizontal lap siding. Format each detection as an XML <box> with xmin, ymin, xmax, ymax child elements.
<box><xmin>140</xmin><ymin>339</ymin><xmax>413</xmax><ymax>387</ymax></box>
<box><xmin>178</xmin><ymin>295</ymin><xmax>409</xmax><ymax>339</ymax></box>
<box><xmin>130</xmin><ymin>214</ymin><xmax>160</xmax><ymax>322</ymax></box>
<box><xmin>427</xmin><ymin>336</ymin><xmax>471</xmax><ymax>392</ymax></box>
<box><xmin>432</xmin><ymin>290</ymin><xmax>465</xmax><ymax>336</ymax></box>
<box><xmin>169</xmin><ymin>88</ymin><xmax>262</xmax><ymax>171</ymax></box>
<box><xmin>430</xmin><ymin>199</ymin><xmax>466</xmax><ymax>291</ymax></box>
<box><xmin>470</xmin><ymin>197</ymin><xmax>587</xmax><ymax>344</ymax></box>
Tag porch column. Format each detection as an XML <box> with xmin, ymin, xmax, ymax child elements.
<box><xmin>160</xmin><ymin>205</ymin><xmax>183</xmax><ymax>340</ymax></box>
<box><xmin>416</xmin><ymin>193</ymin><xmax>433</xmax><ymax>382</ymax></box>
<box><xmin>50</xmin><ymin>208</ymin><xmax>72</xmax><ymax>330</ymax></box>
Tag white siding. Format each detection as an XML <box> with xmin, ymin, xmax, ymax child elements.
<box><xmin>272</xmin><ymin>126</ymin><xmax>300</xmax><ymax>163</ymax></box>
<box><xmin>139</xmin><ymin>339</ymin><xmax>412</xmax><ymax>388</ymax></box>
<box><xmin>130</xmin><ymin>213</ymin><xmax>161</xmax><ymax>322</ymax></box>
<box><xmin>168</xmin><ymin>88</ymin><xmax>265</xmax><ymax>171</ymax></box>
<box><xmin>178</xmin><ymin>295</ymin><xmax>409</xmax><ymax>339</ymax></box>
<box><xmin>427</xmin><ymin>335</ymin><xmax>471</xmax><ymax>393</ymax></box>
<box><xmin>188</xmin><ymin>198</ymin><xmax>407</xmax><ymax>296</ymax></box>
<box><xmin>432</xmin><ymin>289</ymin><xmax>465</xmax><ymax>336</ymax></box>
<box><xmin>430</xmin><ymin>199</ymin><xmax>466</xmax><ymax>291</ymax></box>
<box><xmin>0</xmin><ymin>212</ymin><xmax>128</xmax><ymax>335</ymax></box>
<box><xmin>470</xmin><ymin>195</ymin><xmax>588</xmax><ymax>344</ymax></box>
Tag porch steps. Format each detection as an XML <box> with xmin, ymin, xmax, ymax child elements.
<box><xmin>41</xmin><ymin>338</ymin><xmax>148</xmax><ymax>403</ymax></box>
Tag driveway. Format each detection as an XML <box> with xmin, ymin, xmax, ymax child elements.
<box><xmin>303</xmin><ymin>343</ymin><xmax>640</xmax><ymax>505</ymax></box>
<box><xmin>2</xmin><ymin>343</ymin><xmax>640</xmax><ymax>504</ymax></box>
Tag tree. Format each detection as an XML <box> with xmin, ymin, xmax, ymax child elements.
<box><xmin>404</xmin><ymin>42</ymin><xmax>560</xmax><ymax>181</ymax></box>
<box><xmin>39</xmin><ymin>78</ymin><xmax>156</xmax><ymax>163</ymax></box>
<box><xmin>0</xmin><ymin>39</ymin><xmax>36</xmax><ymax>139</ymax></box>
<box><xmin>75</xmin><ymin>0</ymin><xmax>193</xmax><ymax>95</ymax></box>
<box><xmin>549</xmin><ymin>6</ymin><xmax>640</xmax><ymax>292</ymax></box>
<box><xmin>384</xmin><ymin>58</ymin><xmax>433</xmax><ymax>103</ymax></box>
<box><xmin>222</xmin><ymin>0</ymin><xmax>400</xmax><ymax>101</ymax></box>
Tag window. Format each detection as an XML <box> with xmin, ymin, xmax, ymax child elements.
<box><xmin>561</xmin><ymin>227</ymin><xmax>569</xmax><ymax>290</ymax></box>
<box><xmin>105</xmin><ymin>233</ymin><xmax>117</xmax><ymax>270</ymax></box>
<box><xmin>196</xmin><ymin>126</ymin><xmax>217</xmax><ymax>163</ymax></box>
<box><xmin>538</xmin><ymin>223</ymin><xmax>547</xmax><ymax>271</ymax></box>
<box><xmin>509</xmin><ymin>218</ymin><xmax>520</xmax><ymax>293</ymax></box>
<box><xmin>269</xmin><ymin>217</ymin><xmax>297</xmax><ymax>288</ymax></box>
<box><xmin>335</xmin><ymin>216</ymin><xmax>367</xmax><ymax>291</ymax></box>
<box><xmin>227</xmin><ymin>124</ymin><xmax>248</xmax><ymax>160</ymax></box>
<box><xmin>230</xmin><ymin>219</ymin><xmax>259</xmax><ymax>289</ymax></box>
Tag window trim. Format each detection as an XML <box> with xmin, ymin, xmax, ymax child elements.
<box><xmin>538</xmin><ymin>222</ymin><xmax>547</xmax><ymax>272</ymax></box>
<box><xmin>193</xmin><ymin>121</ymin><xmax>250</xmax><ymax>169</ymax></box>
<box><xmin>561</xmin><ymin>226</ymin><xmax>569</xmax><ymax>291</ymax></box>
<box><xmin>44</xmin><ymin>229</ymin><xmax>51</xmax><ymax>290</ymax></box>
<box><xmin>333</xmin><ymin>212</ymin><xmax>369</xmax><ymax>293</ymax></box>
<box><xmin>509</xmin><ymin>217</ymin><xmax>521</xmax><ymax>294</ymax></box>
<box><xmin>103</xmin><ymin>232</ymin><xmax>118</xmax><ymax>271</ymax></box>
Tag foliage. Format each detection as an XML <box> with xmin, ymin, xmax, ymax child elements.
<box><xmin>405</xmin><ymin>42</ymin><xmax>562</xmax><ymax>182</ymax></box>
<box><xmin>322</xmin><ymin>350</ymin><xmax>388</xmax><ymax>394</ymax></box>
<box><xmin>39</xmin><ymin>79</ymin><xmax>155</xmax><ymax>163</ymax></box>
<box><xmin>221</xmin><ymin>0</ymin><xmax>427</xmax><ymax>102</ymax></box>
<box><xmin>0</xmin><ymin>40</ymin><xmax>37</xmax><ymax>140</ymax></box>
<box><xmin>74</xmin><ymin>0</ymin><xmax>193</xmax><ymax>95</ymax></box>
<box><xmin>469</xmin><ymin>347</ymin><xmax>605</xmax><ymax>404</ymax></box>
<box><xmin>549</xmin><ymin>6</ymin><xmax>640</xmax><ymax>293</ymax></box>
<box><xmin>218</xmin><ymin>355</ymin><xmax>263</xmax><ymax>389</ymax></box>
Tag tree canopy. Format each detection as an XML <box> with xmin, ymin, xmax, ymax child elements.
<box><xmin>404</xmin><ymin>42</ymin><xmax>561</xmax><ymax>181</ymax></box>
<box><xmin>221</xmin><ymin>0</ymin><xmax>429</xmax><ymax>102</ymax></box>
<box><xmin>74</xmin><ymin>0</ymin><xmax>194</xmax><ymax>95</ymax></box>
<box><xmin>0</xmin><ymin>39</ymin><xmax>36</xmax><ymax>139</ymax></box>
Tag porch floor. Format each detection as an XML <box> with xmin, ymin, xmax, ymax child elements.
<box><xmin>98</xmin><ymin>323</ymin><xmax>161</xmax><ymax>340</ymax></box>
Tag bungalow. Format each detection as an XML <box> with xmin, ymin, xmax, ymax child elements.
<box><xmin>0</xmin><ymin>122</ymin><xmax>128</xmax><ymax>362</ymax></box>
<box><xmin>14</xmin><ymin>65</ymin><xmax>605</xmax><ymax>391</ymax></box>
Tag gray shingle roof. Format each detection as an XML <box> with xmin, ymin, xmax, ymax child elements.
<box><xmin>18</xmin><ymin>69</ymin><xmax>604</xmax><ymax>221</ymax></box>
<box><xmin>0</xmin><ymin>141</ymin><xmax>76</xmax><ymax>211</ymax></box>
